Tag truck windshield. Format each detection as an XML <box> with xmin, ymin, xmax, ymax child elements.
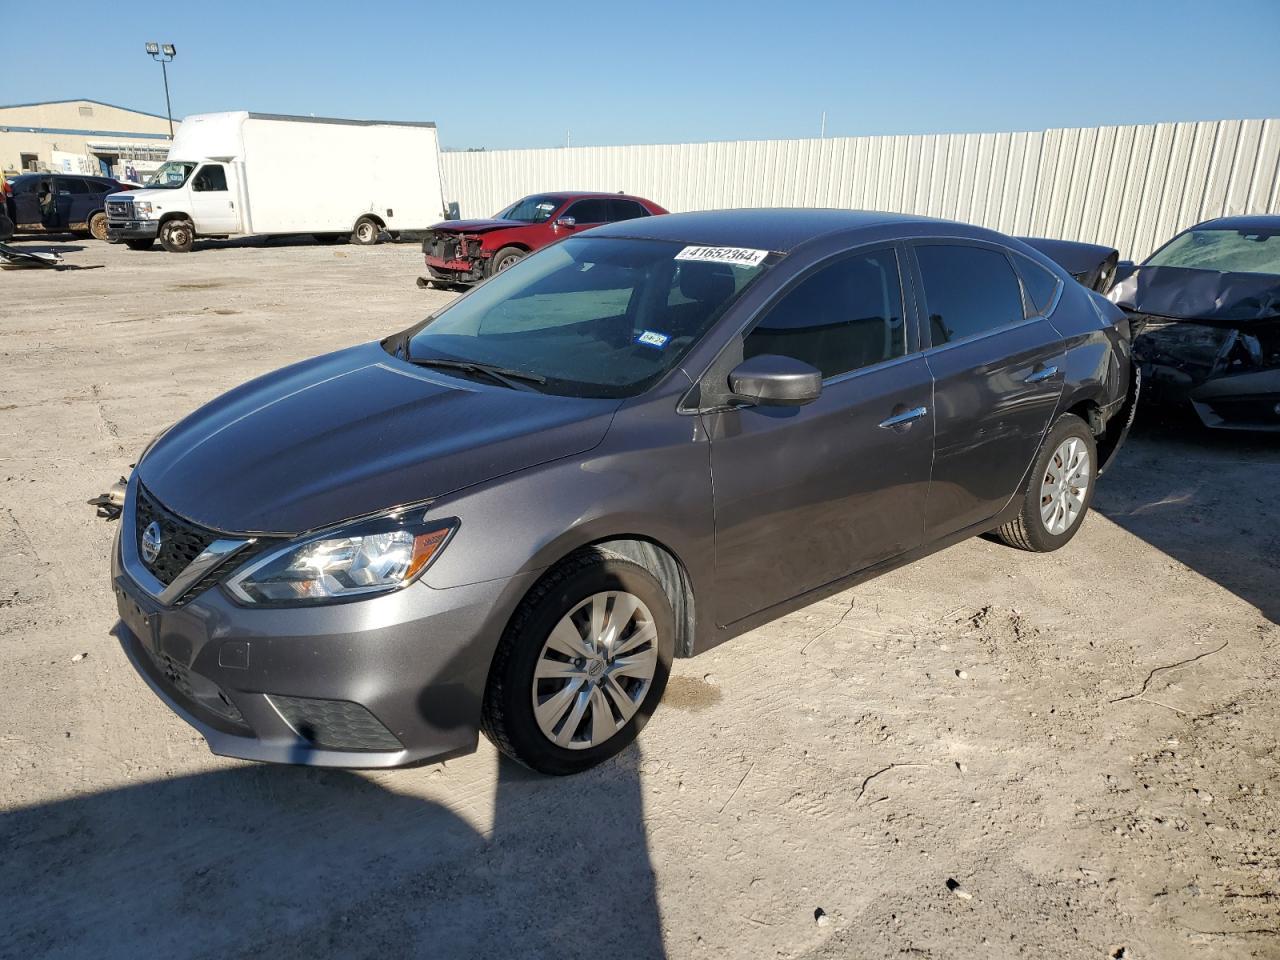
<box><xmin>1146</xmin><ymin>227</ymin><xmax>1280</xmax><ymax>276</ymax></box>
<box><xmin>496</xmin><ymin>195</ymin><xmax>561</xmax><ymax>223</ymax></box>
<box><xmin>404</xmin><ymin>237</ymin><xmax>771</xmax><ymax>398</ymax></box>
<box><xmin>144</xmin><ymin>161</ymin><xmax>198</xmax><ymax>189</ymax></box>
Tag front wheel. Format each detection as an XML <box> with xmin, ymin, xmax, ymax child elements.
<box><xmin>88</xmin><ymin>211</ymin><xmax>110</xmax><ymax>242</ymax></box>
<box><xmin>159</xmin><ymin>219</ymin><xmax>194</xmax><ymax>253</ymax></box>
<box><xmin>481</xmin><ymin>549</ymin><xmax>674</xmax><ymax>775</ymax></box>
<box><xmin>993</xmin><ymin>413</ymin><xmax>1097</xmax><ymax>552</ymax></box>
<box><xmin>351</xmin><ymin>216</ymin><xmax>381</xmax><ymax>245</ymax></box>
<box><xmin>489</xmin><ymin>246</ymin><xmax>525</xmax><ymax>275</ymax></box>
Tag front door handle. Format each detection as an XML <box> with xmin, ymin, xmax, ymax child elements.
<box><xmin>878</xmin><ymin>405</ymin><xmax>928</xmax><ymax>429</ymax></box>
<box><xmin>1025</xmin><ymin>365</ymin><xmax>1059</xmax><ymax>383</ymax></box>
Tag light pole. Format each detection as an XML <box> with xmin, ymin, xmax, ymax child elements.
<box><xmin>145</xmin><ymin>42</ymin><xmax>177</xmax><ymax>138</ymax></box>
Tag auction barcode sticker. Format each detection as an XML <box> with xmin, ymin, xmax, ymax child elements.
<box><xmin>674</xmin><ymin>245</ymin><xmax>769</xmax><ymax>267</ymax></box>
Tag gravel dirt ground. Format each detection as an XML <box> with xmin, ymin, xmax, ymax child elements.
<box><xmin>1</xmin><ymin>237</ymin><xmax>1277</xmax><ymax>960</ymax></box>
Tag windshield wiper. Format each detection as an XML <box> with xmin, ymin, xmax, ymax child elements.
<box><xmin>406</xmin><ymin>356</ymin><xmax>547</xmax><ymax>390</ymax></box>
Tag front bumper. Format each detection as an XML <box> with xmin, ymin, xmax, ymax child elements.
<box><xmin>110</xmin><ymin>500</ymin><xmax>533</xmax><ymax>768</ymax></box>
<box><xmin>107</xmin><ymin>219</ymin><xmax>160</xmax><ymax>241</ymax></box>
<box><xmin>424</xmin><ymin>254</ymin><xmax>485</xmax><ymax>284</ymax></box>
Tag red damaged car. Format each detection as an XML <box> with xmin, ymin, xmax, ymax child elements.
<box><xmin>421</xmin><ymin>192</ymin><xmax>668</xmax><ymax>287</ymax></box>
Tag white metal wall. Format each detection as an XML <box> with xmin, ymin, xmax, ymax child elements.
<box><xmin>442</xmin><ymin>119</ymin><xmax>1280</xmax><ymax>259</ymax></box>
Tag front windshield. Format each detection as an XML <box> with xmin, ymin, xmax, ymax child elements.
<box><xmin>144</xmin><ymin>161</ymin><xmax>198</xmax><ymax>189</ymax></box>
<box><xmin>496</xmin><ymin>195</ymin><xmax>562</xmax><ymax>223</ymax></box>
<box><xmin>1146</xmin><ymin>227</ymin><xmax>1280</xmax><ymax>275</ymax></box>
<box><xmin>405</xmin><ymin>237</ymin><xmax>771</xmax><ymax>398</ymax></box>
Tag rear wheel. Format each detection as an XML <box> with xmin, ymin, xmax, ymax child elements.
<box><xmin>351</xmin><ymin>216</ymin><xmax>381</xmax><ymax>245</ymax></box>
<box><xmin>124</xmin><ymin>238</ymin><xmax>155</xmax><ymax>251</ymax></box>
<box><xmin>88</xmin><ymin>211</ymin><xmax>109</xmax><ymax>242</ymax></box>
<box><xmin>490</xmin><ymin>246</ymin><xmax>525</xmax><ymax>275</ymax></box>
<box><xmin>993</xmin><ymin>413</ymin><xmax>1096</xmax><ymax>552</ymax></box>
<box><xmin>481</xmin><ymin>549</ymin><xmax>674</xmax><ymax>775</ymax></box>
<box><xmin>159</xmin><ymin>219</ymin><xmax>194</xmax><ymax>253</ymax></box>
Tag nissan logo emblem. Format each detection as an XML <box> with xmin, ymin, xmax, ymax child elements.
<box><xmin>141</xmin><ymin>521</ymin><xmax>163</xmax><ymax>564</ymax></box>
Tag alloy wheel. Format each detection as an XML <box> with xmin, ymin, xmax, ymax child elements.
<box><xmin>531</xmin><ymin>591</ymin><xmax>658</xmax><ymax>750</ymax></box>
<box><xmin>1040</xmin><ymin>437</ymin><xmax>1091</xmax><ymax>535</ymax></box>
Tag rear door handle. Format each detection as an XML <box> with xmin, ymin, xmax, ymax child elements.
<box><xmin>878</xmin><ymin>405</ymin><xmax>928</xmax><ymax>429</ymax></box>
<box><xmin>1025</xmin><ymin>365</ymin><xmax>1059</xmax><ymax>383</ymax></box>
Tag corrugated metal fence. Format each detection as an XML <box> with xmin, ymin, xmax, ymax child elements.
<box><xmin>442</xmin><ymin>119</ymin><xmax>1280</xmax><ymax>259</ymax></box>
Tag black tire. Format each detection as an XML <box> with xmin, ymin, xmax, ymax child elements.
<box><xmin>313</xmin><ymin>234</ymin><xmax>343</xmax><ymax>245</ymax></box>
<box><xmin>993</xmin><ymin>413</ymin><xmax>1097</xmax><ymax>552</ymax></box>
<box><xmin>88</xmin><ymin>211</ymin><xmax>110</xmax><ymax>242</ymax></box>
<box><xmin>159</xmin><ymin>219</ymin><xmax>194</xmax><ymax>253</ymax></box>
<box><xmin>124</xmin><ymin>238</ymin><xmax>155</xmax><ymax>251</ymax></box>
<box><xmin>351</xmin><ymin>216</ymin><xmax>381</xmax><ymax>245</ymax></box>
<box><xmin>0</xmin><ymin>213</ymin><xmax>14</xmax><ymax>241</ymax></box>
<box><xmin>489</xmin><ymin>245</ymin><xmax>525</xmax><ymax>275</ymax></box>
<box><xmin>481</xmin><ymin>548</ymin><xmax>675</xmax><ymax>775</ymax></box>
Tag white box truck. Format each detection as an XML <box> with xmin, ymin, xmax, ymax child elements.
<box><xmin>104</xmin><ymin>111</ymin><xmax>445</xmax><ymax>252</ymax></box>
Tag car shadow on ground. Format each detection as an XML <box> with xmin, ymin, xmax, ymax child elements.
<box><xmin>1093</xmin><ymin>411</ymin><xmax>1280</xmax><ymax>624</ymax></box>
<box><xmin>2</xmin><ymin>750</ymin><xmax>666</xmax><ymax>959</ymax></box>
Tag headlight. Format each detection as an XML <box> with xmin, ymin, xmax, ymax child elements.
<box><xmin>134</xmin><ymin>201</ymin><xmax>154</xmax><ymax>217</ymax></box>
<box><xmin>226</xmin><ymin>513</ymin><xmax>457</xmax><ymax>605</ymax></box>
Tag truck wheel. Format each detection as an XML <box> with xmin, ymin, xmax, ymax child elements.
<box><xmin>0</xmin><ymin>213</ymin><xmax>14</xmax><ymax>241</ymax></box>
<box><xmin>490</xmin><ymin>246</ymin><xmax>525</xmax><ymax>275</ymax></box>
<box><xmin>481</xmin><ymin>548</ymin><xmax>674</xmax><ymax>775</ymax></box>
<box><xmin>160</xmin><ymin>219</ymin><xmax>194</xmax><ymax>253</ymax></box>
<box><xmin>351</xmin><ymin>217</ymin><xmax>381</xmax><ymax>245</ymax></box>
<box><xmin>88</xmin><ymin>212</ymin><xmax>110</xmax><ymax>242</ymax></box>
<box><xmin>993</xmin><ymin>413</ymin><xmax>1097</xmax><ymax>552</ymax></box>
<box><xmin>125</xmin><ymin>239</ymin><xmax>155</xmax><ymax>251</ymax></box>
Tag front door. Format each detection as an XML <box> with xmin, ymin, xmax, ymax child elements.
<box><xmin>908</xmin><ymin>241</ymin><xmax>1065</xmax><ymax>539</ymax></box>
<box><xmin>705</xmin><ymin>246</ymin><xmax>934</xmax><ymax>626</ymax></box>
<box><xmin>188</xmin><ymin>163</ymin><xmax>240</xmax><ymax>234</ymax></box>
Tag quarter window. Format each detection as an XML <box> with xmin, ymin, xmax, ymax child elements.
<box><xmin>915</xmin><ymin>244</ymin><xmax>1025</xmax><ymax>346</ymax></box>
<box><xmin>744</xmin><ymin>249</ymin><xmax>907</xmax><ymax>380</ymax></box>
<box><xmin>1013</xmin><ymin>253</ymin><xmax>1062</xmax><ymax>317</ymax></box>
<box><xmin>193</xmin><ymin>164</ymin><xmax>228</xmax><ymax>192</ymax></box>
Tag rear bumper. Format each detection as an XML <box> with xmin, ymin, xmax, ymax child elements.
<box><xmin>111</xmin><ymin>524</ymin><xmax>534</xmax><ymax>768</ymax></box>
<box><xmin>107</xmin><ymin>219</ymin><xmax>160</xmax><ymax>241</ymax></box>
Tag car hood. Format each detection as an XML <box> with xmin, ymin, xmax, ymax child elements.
<box><xmin>428</xmin><ymin>219</ymin><xmax>525</xmax><ymax>235</ymax></box>
<box><xmin>137</xmin><ymin>342</ymin><xmax>619</xmax><ymax>534</ymax></box>
<box><xmin>1109</xmin><ymin>265</ymin><xmax>1280</xmax><ymax>325</ymax></box>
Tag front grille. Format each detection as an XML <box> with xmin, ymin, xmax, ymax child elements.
<box><xmin>425</xmin><ymin>231</ymin><xmax>462</xmax><ymax>261</ymax></box>
<box><xmin>269</xmin><ymin>695</ymin><xmax>403</xmax><ymax>752</ymax></box>
<box><xmin>106</xmin><ymin>199</ymin><xmax>133</xmax><ymax>218</ymax></box>
<box><xmin>135</xmin><ymin>486</ymin><xmax>220</xmax><ymax>586</ymax></box>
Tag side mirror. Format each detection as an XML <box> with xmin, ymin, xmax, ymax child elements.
<box><xmin>1112</xmin><ymin>259</ymin><xmax>1138</xmax><ymax>284</ymax></box>
<box><xmin>729</xmin><ymin>354</ymin><xmax>823</xmax><ymax>407</ymax></box>
<box><xmin>553</xmin><ymin>216</ymin><xmax>576</xmax><ymax>231</ymax></box>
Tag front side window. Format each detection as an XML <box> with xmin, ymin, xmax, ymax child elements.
<box><xmin>743</xmin><ymin>249</ymin><xmax>906</xmax><ymax>379</ymax></box>
<box><xmin>192</xmin><ymin>164</ymin><xmax>227</xmax><ymax>192</ymax></box>
<box><xmin>496</xmin><ymin>195</ymin><xmax>561</xmax><ymax>223</ymax></box>
<box><xmin>915</xmin><ymin>244</ymin><xmax>1025</xmax><ymax>346</ymax></box>
<box><xmin>405</xmin><ymin>237</ymin><xmax>770</xmax><ymax>398</ymax></box>
<box><xmin>1145</xmin><ymin>227</ymin><xmax>1280</xmax><ymax>276</ymax></box>
<box><xmin>144</xmin><ymin>161</ymin><xmax>197</xmax><ymax>189</ymax></box>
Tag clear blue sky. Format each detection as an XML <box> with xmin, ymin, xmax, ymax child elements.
<box><xmin>7</xmin><ymin>0</ymin><xmax>1279</xmax><ymax>149</ymax></box>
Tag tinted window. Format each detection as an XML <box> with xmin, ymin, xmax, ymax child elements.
<box><xmin>58</xmin><ymin>179</ymin><xmax>92</xmax><ymax>195</ymax></box>
<box><xmin>1013</xmin><ymin>254</ymin><xmax>1062</xmax><ymax>316</ymax></box>
<box><xmin>192</xmin><ymin>164</ymin><xmax>228</xmax><ymax>191</ymax></box>
<box><xmin>565</xmin><ymin>199</ymin><xmax>610</xmax><ymax>223</ymax></box>
<box><xmin>744</xmin><ymin>249</ymin><xmax>906</xmax><ymax>379</ymax></box>
<box><xmin>915</xmin><ymin>244</ymin><xmax>1024</xmax><ymax>346</ymax></box>
<box><xmin>608</xmin><ymin>199</ymin><xmax>648</xmax><ymax>222</ymax></box>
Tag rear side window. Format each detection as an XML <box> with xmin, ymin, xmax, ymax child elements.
<box><xmin>565</xmin><ymin>198</ymin><xmax>610</xmax><ymax>223</ymax></box>
<box><xmin>608</xmin><ymin>199</ymin><xmax>649</xmax><ymax>222</ymax></box>
<box><xmin>192</xmin><ymin>165</ymin><xmax>228</xmax><ymax>192</ymax></box>
<box><xmin>58</xmin><ymin>179</ymin><xmax>92</xmax><ymax>195</ymax></box>
<box><xmin>744</xmin><ymin>249</ymin><xmax>906</xmax><ymax>379</ymax></box>
<box><xmin>1013</xmin><ymin>254</ymin><xmax>1062</xmax><ymax>317</ymax></box>
<box><xmin>915</xmin><ymin>244</ymin><xmax>1025</xmax><ymax>346</ymax></box>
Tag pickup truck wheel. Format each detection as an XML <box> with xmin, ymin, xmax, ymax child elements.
<box><xmin>124</xmin><ymin>239</ymin><xmax>155</xmax><ymax>251</ymax></box>
<box><xmin>481</xmin><ymin>548</ymin><xmax>674</xmax><ymax>775</ymax></box>
<box><xmin>993</xmin><ymin>413</ymin><xmax>1096</xmax><ymax>552</ymax></box>
<box><xmin>351</xmin><ymin>217</ymin><xmax>381</xmax><ymax>245</ymax></box>
<box><xmin>159</xmin><ymin>219</ymin><xmax>194</xmax><ymax>253</ymax></box>
<box><xmin>88</xmin><ymin>212</ymin><xmax>110</xmax><ymax>242</ymax></box>
<box><xmin>490</xmin><ymin>246</ymin><xmax>525</xmax><ymax>275</ymax></box>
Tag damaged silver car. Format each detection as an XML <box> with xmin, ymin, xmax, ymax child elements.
<box><xmin>1109</xmin><ymin>215</ymin><xmax>1280</xmax><ymax>431</ymax></box>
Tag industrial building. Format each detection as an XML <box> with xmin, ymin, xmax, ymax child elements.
<box><xmin>0</xmin><ymin>99</ymin><xmax>171</xmax><ymax>181</ymax></box>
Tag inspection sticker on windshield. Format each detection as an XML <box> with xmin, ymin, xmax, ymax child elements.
<box><xmin>675</xmin><ymin>245</ymin><xmax>769</xmax><ymax>268</ymax></box>
<box><xmin>636</xmin><ymin>330</ymin><xmax>670</xmax><ymax>349</ymax></box>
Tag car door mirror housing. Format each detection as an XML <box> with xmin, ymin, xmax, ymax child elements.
<box><xmin>553</xmin><ymin>216</ymin><xmax>576</xmax><ymax>230</ymax></box>
<box><xmin>728</xmin><ymin>355</ymin><xmax>823</xmax><ymax>407</ymax></box>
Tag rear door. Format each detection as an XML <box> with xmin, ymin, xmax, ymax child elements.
<box><xmin>704</xmin><ymin>245</ymin><xmax>934</xmax><ymax>626</ymax></box>
<box><xmin>559</xmin><ymin>197</ymin><xmax>610</xmax><ymax>234</ymax></box>
<box><xmin>907</xmin><ymin>241</ymin><xmax>1065</xmax><ymax>539</ymax></box>
<box><xmin>188</xmin><ymin>163</ymin><xmax>240</xmax><ymax>234</ymax></box>
<box><xmin>62</xmin><ymin>178</ymin><xmax>96</xmax><ymax>227</ymax></box>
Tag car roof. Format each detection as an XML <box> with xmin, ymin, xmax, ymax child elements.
<box><xmin>1190</xmin><ymin>214</ymin><xmax>1280</xmax><ymax>232</ymax></box>
<box><xmin>525</xmin><ymin>191</ymin><xmax>652</xmax><ymax>203</ymax></box>
<box><xmin>588</xmin><ymin>207</ymin><xmax>959</xmax><ymax>252</ymax></box>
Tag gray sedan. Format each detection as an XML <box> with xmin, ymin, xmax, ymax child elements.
<box><xmin>110</xmin><ymin>209</ymin><xmax>1136</xmax><ymax>774</ymax></box>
